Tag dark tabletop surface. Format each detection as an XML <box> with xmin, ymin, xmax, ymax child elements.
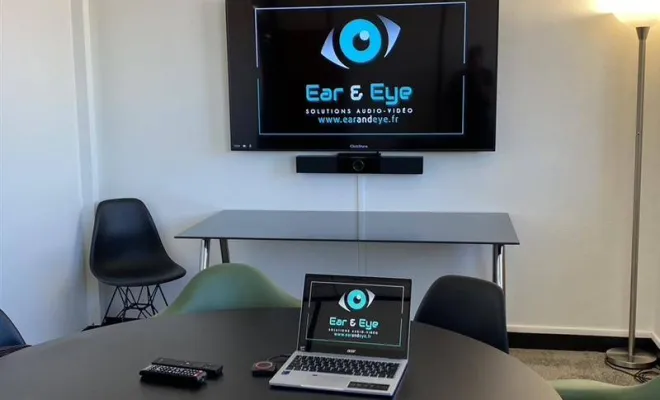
<box><xmin>0</xmin><ymin>309</ymin><xmax>558</xmax><ymax>399</ymax></box>
<box><xmin>176</xmin><ymin>210</ymin><xmax>520</xmax><ymax>245</ymax></box>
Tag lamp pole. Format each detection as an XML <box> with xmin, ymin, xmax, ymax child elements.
<box><xmin>605</xmin><ymin>25</ymin><xmax>657</xmax><ymax>370</ymax></box>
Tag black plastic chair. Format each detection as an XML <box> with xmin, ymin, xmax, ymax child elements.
<box><xmin>0</xmin><ymin>309</ymin><xmax>25</xmax><ymax>348</ymax></box>
<box><xmin>0</xmin><ymin>309</ymin><xmax>29</xmax><ymax>357</ymax></box>
<box><xmin>90</xmin><ymin>198</ymin><xmax>186</xmax><ymax>324</ymax></box>
<box><xmin>415</xmin><ymin>275</ymin><xmax>509</xmax><ymax>353</ymax></box>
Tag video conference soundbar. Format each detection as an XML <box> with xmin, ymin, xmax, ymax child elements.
<box><xmin>296</xmin><ymin>153</ymin><xmax>423</xmax><ymax>175</ymax></box>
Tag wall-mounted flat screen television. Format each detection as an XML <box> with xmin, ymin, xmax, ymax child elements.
<box><xmin>226</xmin><ymin>0</ymin><xmax>499</xmax><ymax>151</ymax></box>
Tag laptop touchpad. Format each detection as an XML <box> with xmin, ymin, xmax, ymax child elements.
<box><xmin>303</xmin><ymin>375</ymin><xmax>350</xmax><ymax>388</ymax></box>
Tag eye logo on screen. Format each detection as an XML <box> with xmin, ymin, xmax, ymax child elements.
<box><xmin>339</xmin><ymin>289</ymin><xmax>376</xmax><ymax>312</ymax></box>
<box><xmin>321</xmin><ymin>15</ymin><xmax>401</xmax><ymax>69</ymax></box>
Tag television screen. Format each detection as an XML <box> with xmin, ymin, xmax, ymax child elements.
<box><xmin>226</xmin><ymin>0</ymin><xmax>499</xmax><ymax>151</ymax></box>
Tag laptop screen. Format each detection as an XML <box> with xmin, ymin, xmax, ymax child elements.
<box><xmin>297</xmin><ymin>274</ymin><xmax>412</xmax><ymax>359</ymax></box>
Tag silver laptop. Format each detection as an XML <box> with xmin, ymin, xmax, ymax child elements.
<box><xmin>270</xmin><ymin>274</ymin><xmax>412</xmax><ymax>397</ymax></box>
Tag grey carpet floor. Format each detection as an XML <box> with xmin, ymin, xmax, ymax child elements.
<box><xmin>512</xmin><ymin>349</ymin><xmax>647</xmax><ymax>386</ymax></box>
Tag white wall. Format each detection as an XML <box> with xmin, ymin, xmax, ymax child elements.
<box><xmin>651</xmin><ymin>35</ymin><xmax>660</xmax><ymax>346</ymax></box>
<box><xmin>0</xmin><ymin>0</ymin><xmax>92</xmax><ymax>342</ymax></box>
<box><xmin>656</xmin><ymin>272</ymin><xmax>660</xmax><ymax>346</ymax></box>
<box><xmin>90</xmin><ymin>0</ymin><xmax>660</xmax><ymax>336</ymax></box>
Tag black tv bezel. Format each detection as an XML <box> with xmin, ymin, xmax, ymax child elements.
<box><xmin>226</xmin><ymin>0</ymin><xmax>499</xmax><ymax>152</ymax></box>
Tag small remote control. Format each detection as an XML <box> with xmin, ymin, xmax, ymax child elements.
<box><xmin>152</xmin><ymin>357</ymin><xmax>223</xmax><ymax>379</ymax></box>
<box><xmin>139</xmin><ymin>364</ymin><xmax>207</xmax><ymax>388</ymax></box>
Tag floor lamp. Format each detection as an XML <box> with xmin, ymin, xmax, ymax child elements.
<box><xmin>605</xmin><ymin>4</ymin><xmax>660</xmax><ymax>370</ymax></box>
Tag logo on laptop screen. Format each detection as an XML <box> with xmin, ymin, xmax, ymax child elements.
<box><xmin>339</xmin><ymin>289</ymin><xmax>375</xmax><ymax>312</ymax></box>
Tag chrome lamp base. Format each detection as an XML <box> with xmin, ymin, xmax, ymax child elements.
<box><xmin>605</xmin><ymin>347</ymin><xmax>657</xmax><ymax>370</ymax></box>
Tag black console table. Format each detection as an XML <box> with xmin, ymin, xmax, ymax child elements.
<box><xmin>176</xmin><ymin>211</ymin><xmax>519</xmax><ymax>290</ymax></box>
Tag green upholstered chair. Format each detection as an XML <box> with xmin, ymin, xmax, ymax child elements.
<box><xmin>160</xmin><ymin>264</ymin><xmax>300</xmax><ymax>316</ymax></box>
<box><xmin>552</xmin><ymin>378</ymin><xmax>660</xmax><ymax>400</ymax></box>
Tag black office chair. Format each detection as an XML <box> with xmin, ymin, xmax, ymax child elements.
<box><xmin>0</xmin><ymin>309</ymin><xmax>25</xmax><ymax>348</ymax></box>
<box><xmin>0</xmin><ymin>309</ymin><xmax>28</xmax><ymax>357</ymax></box>
<box><xmin>90</xmin><ymin>198</ymin><xmax>187</xmax><ymax>324</ymax></box>
<box><xmin>415</xmin><ymin>275</ymin><xmax>509</xmax><ymax>353</ymax></box>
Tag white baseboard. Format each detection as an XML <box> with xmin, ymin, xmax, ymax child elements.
<box><xmin>508</xmin><ymin>324</ymin><xmax>652</xmax><ymax>339</ymax></box>
<box><xmin>653</xmin><ymin>332</ymin><xmax>660</xmax><ymax>349</ymax></box>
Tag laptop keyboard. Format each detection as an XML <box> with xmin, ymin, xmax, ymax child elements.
<box><xmin>286</xmin><ymin>355</ymin><xmax>399</xmax><ymax>379</ymax></box>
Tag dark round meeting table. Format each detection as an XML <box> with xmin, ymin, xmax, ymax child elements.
<box><xmin>0</xmin><ymin>309</ymin><xmax>561</xmax><ymax>399</ymax></box>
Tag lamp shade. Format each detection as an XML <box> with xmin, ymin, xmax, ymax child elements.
<box><xmin>610</xmin><ymin>0</ymin><xmax>660</xmax><ymax>27</ymax></box>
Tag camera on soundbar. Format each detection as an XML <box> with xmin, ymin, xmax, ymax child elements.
<box><xmin>296</xmin><ymin>153</ymin><xmax>423</xmax><ymax>175</ymax></box>
<box><xmin>338</xmin><ymin>153</ymin><xmax>380</xmax><ymax>174</ymax></box>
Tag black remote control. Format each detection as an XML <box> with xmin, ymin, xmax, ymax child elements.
<box><xmin>139</xmin><ymin>364</ymin><xmax>207</xmax><ymax>388</ymax></box>
<box><xmin>152</xmin><ymin>357</ymin><xmax>224</xmax><ymax>379</ymax></box>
